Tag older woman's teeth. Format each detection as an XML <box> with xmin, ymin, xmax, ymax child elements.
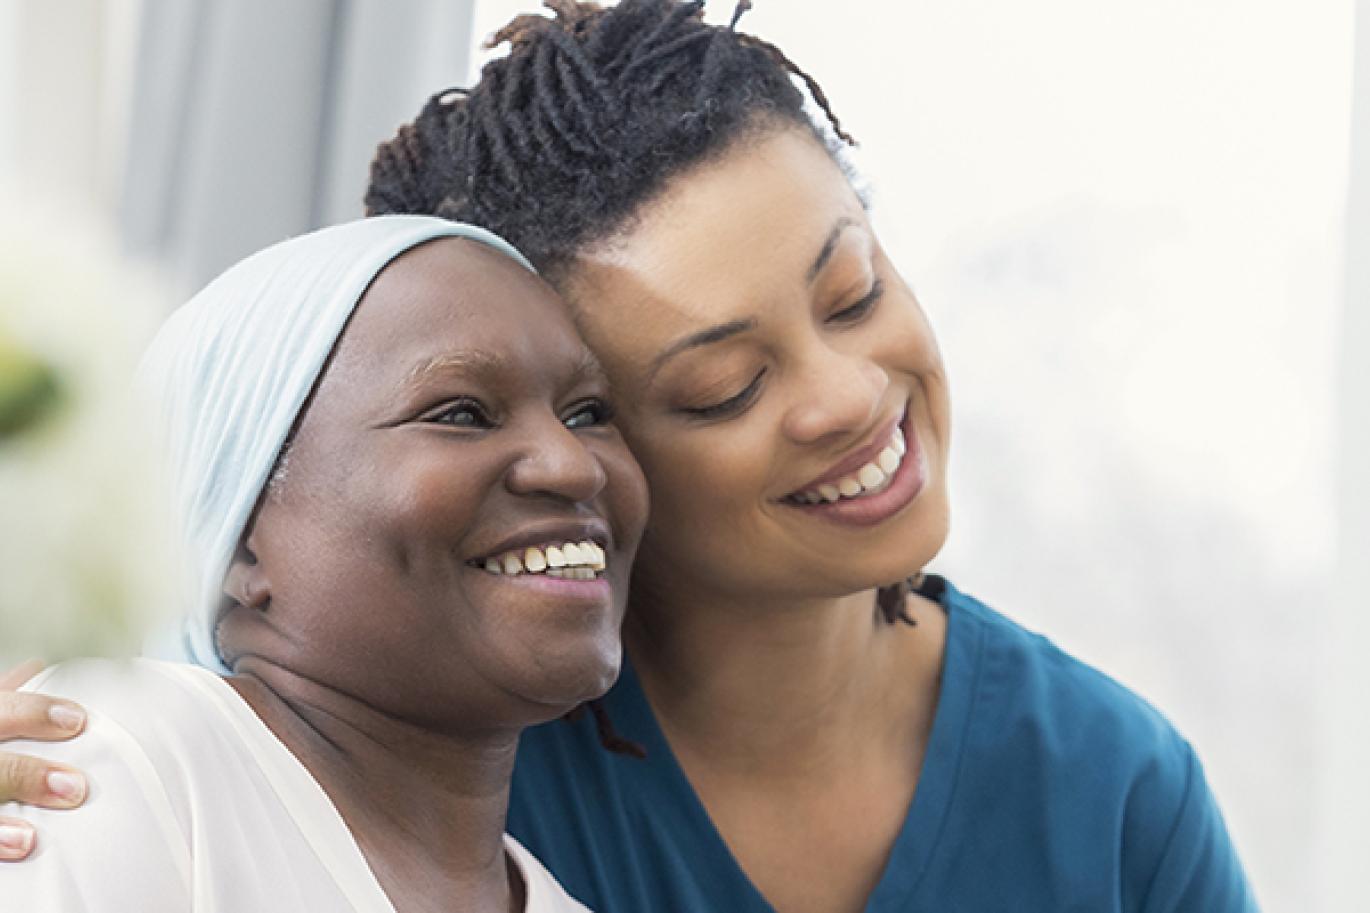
<box><xmin>793</xmin><ymin>427</ymin><xmax>907</xmax><ymax>505</ymax></box>
<box><xmin>479</xmin><ymin>540</ymin><xmax>606</xmax><ymax>578</ymax></box>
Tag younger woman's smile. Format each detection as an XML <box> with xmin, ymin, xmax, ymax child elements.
<box><xmin>781</xmin><ymin>403</ymin><xmax>928</xmax><ymax>527</ymax></box>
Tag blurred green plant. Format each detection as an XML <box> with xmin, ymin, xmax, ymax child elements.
<box><xmin>0</xmin><ymin>189</ymin><xmax>179</xmax><ymax>666</ymax></box>
<box><xmin>0</xmin><ymin>323</ymin><xmax>62</xmax><ymax>440</ymax></box>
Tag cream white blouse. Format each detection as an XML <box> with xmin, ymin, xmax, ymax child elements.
<box><xmin>0</xmin><ymin>659</ymin><xmax>590</xmax><ymax>912</ymax></box>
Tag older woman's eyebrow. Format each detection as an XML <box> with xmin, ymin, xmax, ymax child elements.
<box><xmin>402</xmin><ymin>351</ymin><xmax>508</xmax><ymax>391</ymax></box>
<box><xmin>402</xmin><ymin>349</ymin><xmax>607</xmax><ymax>393</ymax></box>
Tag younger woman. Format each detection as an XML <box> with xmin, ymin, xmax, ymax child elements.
<box><xmin>366</xmin><ymin>3</ymin><xmax>1259</xmax><ymax>911</ymax></box>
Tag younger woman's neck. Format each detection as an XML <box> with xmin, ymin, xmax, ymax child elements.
<box><xmin>623</xmin><ymin>573</ymin><xmax>946</xmax><ymax>781</ymax></box>
<box><xmin>227</xmin><ymin>661</ymin><xmax>523</xmax><ymax>913</ymax></box>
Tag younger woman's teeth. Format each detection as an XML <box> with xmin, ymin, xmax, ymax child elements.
<box><xmin>791</xmin><ymin>427</ymin><xmax>907</xmax><ymax>505</ymax></box>
<box><xmin>481</xmin><ymin>540</ymin><xmax>607</xmax><ymax>578</ymax></box>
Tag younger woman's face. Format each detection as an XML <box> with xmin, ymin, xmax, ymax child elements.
<box><xmin>562</xmin><ymin>128</ymin><xmax>951</xmax><ymax>603</ymax></box>
<box><xmin>219</xmin><ymin>239</ymin><xmax>649</xmax><ymax>731</ymax></box>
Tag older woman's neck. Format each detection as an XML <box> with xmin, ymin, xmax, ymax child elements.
<box><xmin>226</xmin><ymin>663</ymin><xmax>522</xmax><ymax>913</ymax></box>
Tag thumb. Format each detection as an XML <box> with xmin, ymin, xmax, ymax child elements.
<box><xmin>0</xmin><ymin>661</ymin><xmax>45</xmax><ymax>691</ymax></box>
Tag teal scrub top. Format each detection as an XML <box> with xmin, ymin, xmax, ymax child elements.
<box><xmin>507</xmin><ymin>577</ymin><xmax>1259</xmax><ymax>912</ymax></box>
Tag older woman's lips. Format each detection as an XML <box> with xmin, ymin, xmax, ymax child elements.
<box><xmin>783</xmin><ymin>410</ymin><xmax>926</xmax><ymax>528</ymax></box>
<box><xmin>478</xmin><ymin>571</ymin><xmax>613</xmax><ymax>601</ymax></box>
<box><xmin>469</xmin><ymin>530</ymin><xmax>615</xmax><ymax>602</ymax></box>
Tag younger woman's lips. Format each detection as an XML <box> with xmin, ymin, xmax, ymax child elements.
<box><xmin>787</xmin><ymin>412</ymin><xmax>904</xmax><ymax>495</ymax></box>
<box><xmin>783</xmin><ymin>412</ymin><xmax>926</xmax><ymax>528</ymax></box>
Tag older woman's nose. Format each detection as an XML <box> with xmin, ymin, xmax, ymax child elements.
<box><xmin>505</xmin><ymin>421</ymin><xmax>609</xmax><ymax>504</ymax></box>
<box><xmin>781</xmin><ymin>347</ymin><xmax>889</xmax><ymax>446</ymax></box>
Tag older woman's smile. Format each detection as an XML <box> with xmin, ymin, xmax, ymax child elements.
<box><xmin>469</xmin><ymin>519</ymin><xmax>611</xmax><ymax>576</ymax></box>
<box><xmin>471</xmin><ymin>536</ymin><xmax>615</xmax><ymax>615</ymax></box>
<box><xmin>478</xmin><ymin>540</ymin><xmax>608</xmax><ymax>578</ymax></box>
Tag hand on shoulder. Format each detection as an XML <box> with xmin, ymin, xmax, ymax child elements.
<box><xmin>0</xmin><ymin>660</ymin><xmax>89</xmax><ymax>861</ymax></box>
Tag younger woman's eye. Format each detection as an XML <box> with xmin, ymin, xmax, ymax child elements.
<box><xmin>828</xmin><ymin>279</ymin><xmax>885</xmax><ymax>325</ymax></box>
<box><xmin>681</xmin><ymin>368</ymin><xmax>766</xmax><ymax>421</ymax></box>
<box><xmin>426</xmin><ymin>398</ymin><xmax>494</xmax><ymax>429</ymax></box>
<box><xmin>563</xmin><ymin>398</ymin><xmax>615</xmax><ymax>429</ymax></box>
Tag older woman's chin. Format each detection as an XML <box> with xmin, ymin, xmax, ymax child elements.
<box><xmin>516</xmin><ymin>639</ymin><xmax>624</xmax><ymax>715</ymax></box>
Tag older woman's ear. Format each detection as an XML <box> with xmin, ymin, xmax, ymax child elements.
<box><xmin>222</xmin><ymin>540</ymin><xmax>270</xmax><ymax>611</ymax></box>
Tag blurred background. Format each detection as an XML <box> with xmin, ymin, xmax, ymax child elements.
<box><xmin>0</xmin><ymin>1</ymin><xmax>1364</xmax><ymax>909</ymax></box>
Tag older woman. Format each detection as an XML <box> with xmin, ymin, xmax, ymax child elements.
<box><xmin>0</xmin><ymin>215</ymin><xmax>647</xmax><ymax>911</ymax></box>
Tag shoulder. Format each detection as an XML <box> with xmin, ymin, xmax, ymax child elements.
<box><xmin>22</xmin><ymin>656</ymin><xmax>214</xmax><ymax>715</ymax></box>
<box><xmin>937</xmin><ymin>580</ymin><xmax>1257</xmax><ymax>911</ymax></box>
<box><xmin>0</xmin><ymin>659</ymin><xmax>218</xmax><ymax>907</ymax></box>
<box><xmin>19</xmin><ymin>659</ymin><xmax>240</xmax><ymax>775</ymax></box>
<box><xmin>943</xmin><ymin>580</ymin><xmax>1190</xmax><ymax>775</ymax></box>
<box><xmin>14</xmin><ymin>657</ymin><xmax>244</xmax><ymax>799</ymax></box>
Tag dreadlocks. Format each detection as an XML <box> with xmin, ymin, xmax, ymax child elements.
<box><xmin>365</xmin><ymin>0</ymin><xmax>854</xmax><ymax>282</ymax></box>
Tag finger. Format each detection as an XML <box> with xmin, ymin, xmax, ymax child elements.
<box><xmin>0</xmin><ymin>660</ymin><xmax>44</xmax><ymax>691</ymax></box>
<box><xmin>0</xmin><ymin>753</ymin><xmax>87</xmax><ymax>809</ymax></box>
<box><xmin>0</xmin><ymin>692</ymin><xmax>86</xmax><ymax>741</ymax></box>
<box><xmin>0</xmin><ymin>817</ymin><xmax>37</xmax><ymax>861</ymax></box>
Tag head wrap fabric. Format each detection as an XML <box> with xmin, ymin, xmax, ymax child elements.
<box><xmin>138</xmin><ymin>215</ymin><xmax>534</xmax><ymax>672</ymax></box>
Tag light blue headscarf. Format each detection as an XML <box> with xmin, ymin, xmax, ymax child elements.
<box><xmin>138</xmin><ymin>215</ymin><xmax>534</xmax><ymax>672</ymax></box>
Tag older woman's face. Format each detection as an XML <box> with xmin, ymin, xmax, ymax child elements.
<box><xmin>562</xmin><ymin>128</ymin><xmax>951</xmax><ymax>603</ymax></box>
<box><xmin>219</xmin><ymin>239</ymin><xmax>648</xmax><ymax>729</ymax></box>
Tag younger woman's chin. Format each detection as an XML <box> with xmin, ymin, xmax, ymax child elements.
<box><xmin>823</xmin><ymin>502</ymin><xmax>951</xmax><ymax>595</ymax></box>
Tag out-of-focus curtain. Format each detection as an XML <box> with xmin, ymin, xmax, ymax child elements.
<box><xmin>1322</xmin><ymin>2</ymin><xmax>1370</xmax><ymax>908</ymax></box>
<box><xmin>115</xmin><ymin>0</ymin><xmax>477</xmax><ymax>295</ymax></box>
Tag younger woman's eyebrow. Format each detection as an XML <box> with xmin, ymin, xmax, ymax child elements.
<box><xmin>649</xmin><ymin>215</ymin><xmax>861</xmax><ymax>382</ymax></box>
<box><xmin>648</xmin><ymin>318</ymin><xmax>758</xmax><ymax>382</ymax></box>
<box><xmin>807</xmin><ymin>216</ymin><xmax>858</xmax><ymax>284</ymax></box>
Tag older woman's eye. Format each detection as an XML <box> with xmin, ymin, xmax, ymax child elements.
<box><xmin>428</xmin><ymin>398</ymin><xmax>494</xmax><ymax>429</ymax></box>
<box><xmin>563</xmin><ymin>398</ymin><xmax>615</xmax><ymax>429</ymax></box>
<box><xmin>828</xmin><ymin>279</ymin><xmax>885</xmax><ymax>325</ymax></box>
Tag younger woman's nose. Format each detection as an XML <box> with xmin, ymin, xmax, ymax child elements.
<box><xmin>781</xmin><ymin>349</ymin><xmax>888</xmax><ymax>446</ymax></box>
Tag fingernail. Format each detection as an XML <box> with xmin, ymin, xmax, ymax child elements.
<box><xmin>47</xmin><ymin>704</ymin><xmax>85</xmax><ymax>732</ymax></box>
<box><xmin>0</xmin><ymin>824</ymin><xmax>34</xmax><ymax>855</ymax></box>
<box><xmin>46</xmin><ymin>771</ymin><xmax>85</xmax><ymax>802</ymax></box>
